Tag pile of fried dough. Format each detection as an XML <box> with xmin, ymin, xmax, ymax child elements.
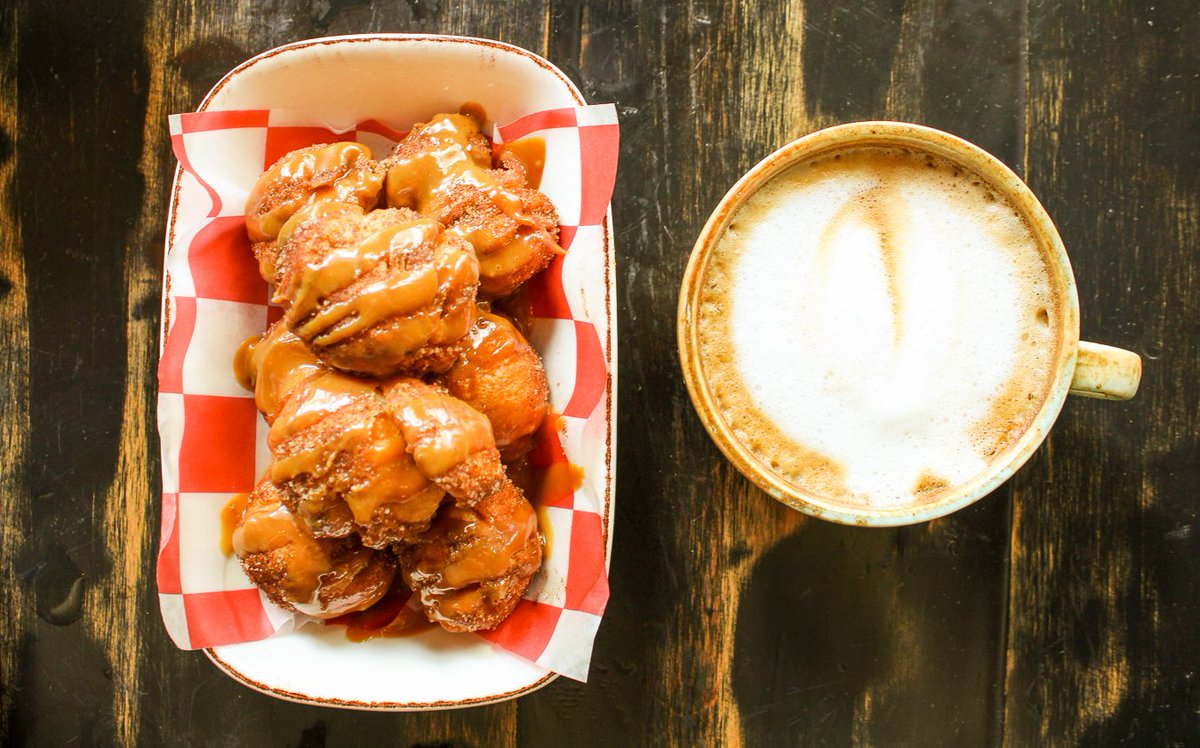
<box><xmin>229</xmin><ymin>109</ymin><xmax>561</xmax><ymax>634</ymax></box>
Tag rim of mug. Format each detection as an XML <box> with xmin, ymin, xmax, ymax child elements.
<box><xmin>677</xmin><ymin>120</ymin><xmax>1082</xmax><ymax>527</ymax></box>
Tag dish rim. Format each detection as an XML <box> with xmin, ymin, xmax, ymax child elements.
<box><xmin>160</xmin><ymin>32</ymin><xmax>617</xmax><ymax>710</ymax></box>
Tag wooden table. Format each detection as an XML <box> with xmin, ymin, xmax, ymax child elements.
<box><xmin>2</xmin><ymin>1</ymin><xmax>1197</xmax><ymax>744</ymax></box>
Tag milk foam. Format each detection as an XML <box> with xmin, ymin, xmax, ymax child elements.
<box><xmin>698</xmin><ymin>149</ymin><xmax>1058</xmax><ymax>508</ymax></box>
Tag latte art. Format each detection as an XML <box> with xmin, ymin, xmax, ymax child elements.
<box><xmin>697</xmin><ymin>148</ymin><xmax>1060</xmax><ymax>508</ymax></box>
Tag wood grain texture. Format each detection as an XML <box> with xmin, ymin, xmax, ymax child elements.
<box><xmin>8</xmin><ymin>2</ymin><xmax>149</xmax><ymax>744</ymax></box>
<box><xmin>0</xmin><ymin>2</ymin><xmax>30</xmax><ymax>741</ymax></box>
<box><xmin>82</xmin><ymin>2</ymin><xmax>172</xmax><ymax>742</ymax></box>
<box><xmin>1</xmin><ymin>0</ymin><xmax>1196</xmax><ymax>745</ymax></box>
<box><xmin>1005</xmin><ymin>1</ymin><xmax>1200</xmax><ymax>744</ymax></box>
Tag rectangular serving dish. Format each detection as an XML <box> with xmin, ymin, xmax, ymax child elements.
<box><xmin>160</xmin><ymin>34</ymin><xmax>616</xmax><ymax>710</ymax></box>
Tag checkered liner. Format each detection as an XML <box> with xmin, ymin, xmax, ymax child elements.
<box><xmin>157</xmin><ymin>105</ymin><xmax>618</xmax><ymax>682</ymax></box>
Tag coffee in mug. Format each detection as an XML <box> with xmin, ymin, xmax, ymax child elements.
<box><xmin>678</xmin><ymin>122</ymin><xmax>1141</xmax><ymax>525</ymax></box>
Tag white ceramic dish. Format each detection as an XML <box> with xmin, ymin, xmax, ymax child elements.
<box><xmin>161</xmin><ymin>34</ymin><xmax>616</xmax><ymax>710</ymax></box>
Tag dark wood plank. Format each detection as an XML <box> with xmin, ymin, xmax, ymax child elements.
<box><xmin>1005</xmin><ymin>1</ymin><xmax>1200</xmax><ymax>743</ymax></box>
<box><xmin>0</xmin><ymin>2</ymin><xmax>30</xmax><ymax>742</ymax></box>
<box><xmin>87</xmin><ymin>1</ymin><xmax>180</xmax><ymax>743</ymax></box>
<box><xmin>8</xmin><ymin>2</ymin><xmax>153</xmax><ymax>744</ymax></box>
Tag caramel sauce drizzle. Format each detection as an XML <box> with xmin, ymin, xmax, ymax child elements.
<box><xmin>389</xmin><ymin>384</ymin><xmax>497</xmax><ymax>479</ymax></box>
<box><xmin>300</xmin><ymin>545</ymin><xmax>394</xmax><ymax>619</ymax></box>
<box><xmin>236</xmin><ymin>494</ymin><xmax>331</xmax><ymax>603</ymax></box>
<box><xmin>229</xmin><ymin>114</ymin><xmax>570</xmax><ymax>635</ymax></box>
<box><xmin>277</xmin><ymin>201</ymin><xmax>364</xmax><ymax>250</ymax></box>
<box><xmin>245</xmin><ymin>141</ymin><xmax>383</xmax><ymax>242</ymax></box>
<box><xmin>384</xmin><ymin>113</ymin><xmax>561</xmax><ymax>271</ymax></box>
<box><xmin>278</xmin><ymin>214</ymin><xmax>479</xmax><ymax>361</ymax></box>
<box><xmin>442</xmin><ymin>312</ymin><xmax>520</xmax><ymax>405</ymax></box>
<box><xmin>220</xmin><ymin>492</ymin><xmax>251</xmax><ymax>558</ymax></box>
<box><xmin>458</xmin><ymin>101</ymin><xmax>488</xmax><ymax>127</ymax></box>
<box><xmin>283</xmin><ymin>219</ymin><xmax>442</xmax><ymax>343</ymax></box>
<box><xmin>328</xmin><ymin>585</ymin><xmax>437</xmax><ymax>641</ymax></box>
<box><xmin>348</xmin><ymin>418</ymin><xmax>444</xmax><ymax>526</ymax></box>
<box><xmin>497</xmin><ymin>136</ymin><xmax>546</xmax><ymax>190</ymax></box>
<box><xmin>234</xmin><ymin>323</ymin><xmax>325</xmax><ymax>422</ymax></box>
<box><xmin>475</xmin><ymin>226</ymin><xmax>550</xmax><ymax>281</ymax></box>
<box><xmin>507</xmin><ymin>412</ymin><xmax>584</xmax><ymax>560</ymax></box>
<box><xmin>231</xmin><ymin>483</ymin><xmax>397</xmax><ymax>618</ymax></box>
<box><xmin>238</xmin><ymin>325</ymin><xmax>445</xmax><ymax>532</ymax></box>
<box><xmin>385</xmin><ymin>113</ymin><xmax>498</xmax><ymax>213</ymax></box>
<box><xmin>266</xmin><ymin>372</ymin><xmax>443</xmax><ymax>528</ymax></box>
<box><xmin>439</xmin><ymin>310</ymin><xmax>550</xmax><ymax>458</ymax></box>
<box><xmin>267</xmin><ymin>371</ymin><xmax>377</xmax><ymax>451</ymax></box>
<box><xmin>464</xmin><ymin>311</ymin><xmax>522</xmax><ymax>363</ymax></box>
<box><xmin>403</xmin><ymin>488</ymin><xmax>539</xmax><ymax>629</ymax></box>
<box><xmin>232</xmin><ymin>335</ymin><xmax>260</xmax><ymax>393</ymax></box>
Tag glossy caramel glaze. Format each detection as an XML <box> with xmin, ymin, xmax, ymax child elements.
<box><xmin>496</xmin><ymin>136</ymin><xmax>546</xmax><ymax>190</ymax></box>
<box><xmin>274</xmin><ymin>207</ymin><xmax>479</xmax><ymax>377</ymax></box>
<box><xmin>234</xmin><ymin>320</ymin><xmax>325</xmax><ymax>423</ymax></box>
<box><xmin>228</xmin><ymin>115</ymin><xmax>562</xmax><ymax>637</ymax></box>
<box><xmin>233</xmin><ymin>335</ymin><xmax>259</xmax><ymax>392</ymax></box>
<box><xmin>260</xmin><ymin>201</ymin><xmax>369</xmax><ymax>285</ymax></box>
<box><xmin>440</xmin><ymin>310</ymin><xmax>549</xmax><ymax>459</ymax></box>
<box><xmin>266</xmin><ymin>371</ymin><xmax>446</xmax><ymax>547</ymax></box>
<box><xmin>506</xmin><ymin>412</ymin><xmax>586</xmax><ymax>560</ymax></box>
<box><xmin>245</xmin><ymin>142</ymin><xmax>385</xmax><ymax>281</ymax></box>
<box><xmin>234</xmin><ymin>480</ymin><xmax>396</xmax><ymax>619</ymax></box>
<box><xmin>220</xmin><ymin>492</ymin><xmax>251</xmax><ymax>558</ymax></box>
<box><xmin>383</xmin><ymin>378</ymin><xmax>506</xmax><ymax>503</ymax></box>
<box><xmin>400</xmin><ymin>479</ymin><xmax>542</xmax><ymax>633</ymax></box>
<box><xmin>384</xmin><ymin>112</ymin><xmax>563</xmax><ymax>298</ymax></box>
<box><xmin>327</xmin><ymin>586</ymin><xmax>438</xmax><ymax>642</ymax></box>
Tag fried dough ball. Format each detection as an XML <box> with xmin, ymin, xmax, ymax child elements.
<box><xmin>263</xmin><ymin>201</ymin><xmax>369</xmax><ymax>285</ymax></box>
<box><xmin>274</xmin><ymin>208</ymin><xmax>479</xmax><ymax>377</ymax></box>
<box><xmin>234</xmin><ymin>319</ymin><xmax>325</xmax><ymax>423</ymax></box>
<box><xmin>399</xmin><ymin>479</ymin><xmax>542</xmax><ymax>632</ymax></box>
<box><xmin>234</xmin><ymin>480</ymin><xmax>396</xmax><ymax>619</ymax></box>
<box><xmin>267</xmin><ymin>371</ymin><xmax>446</xmax><ymax>547</ymax></box>
<box><xmin>385</xmin><ymin>112</ymin><xmax>563</xmax><ymax>298</ymax></box>
<box><xmin>245</xmin><ymin>142</ymin><xmax>385</xmax><ymax>281</ymax></box>
<box><xmin>441</xmin><ymin>311</ymin><xmax>549</xmax><ymax>459</ymax></box>
<box><xmin>382</xmin><ymin>378</ymin><xmax>506</xmax><ymax>503</ymax></box>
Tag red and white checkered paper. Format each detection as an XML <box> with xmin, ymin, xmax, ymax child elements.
<box><xmin>157</xmin><ymin>105</ymin><xmax>618</xmax><ymax>682</ymax></box>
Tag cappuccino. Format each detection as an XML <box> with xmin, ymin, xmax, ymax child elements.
<box><xmin>696</xmin><ymin>148</ymin><xmax>1060</xmax><ymax>508</ymax></box>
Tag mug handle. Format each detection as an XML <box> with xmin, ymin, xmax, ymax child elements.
<box><xmin>1069</xmin><ymin>341</ymin><xmax>1142</xmax><ymax>400</ymax></box>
